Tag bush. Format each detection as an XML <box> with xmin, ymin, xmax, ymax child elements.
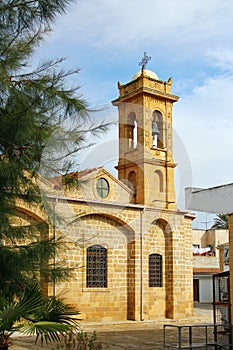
<box><xmin>55</xmin><ymin>331</ymin><xmax>103</xmax><ymax>350</ymax></box>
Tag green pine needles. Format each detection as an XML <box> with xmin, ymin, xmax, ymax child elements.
<box><xmin>0</xmin><ymin>1</ymin><xmax>110</xmax><ymax>345</ymax></box>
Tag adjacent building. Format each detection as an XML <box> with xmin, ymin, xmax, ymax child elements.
<box><xmin>193</xmin><ymin>229</ymin><xmax>229</xmax><ymax>303</ymax></box>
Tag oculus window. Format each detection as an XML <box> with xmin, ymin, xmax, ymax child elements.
<box><xmin>96</xmin><ymin>178</ymin><xmax>109</xmax><ymax>198</ymax></box>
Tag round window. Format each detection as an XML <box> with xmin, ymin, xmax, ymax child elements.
<box><xmin>96</xmin><ymin>178</ymin><xmax>109</xmax><ymax>199</ymax></box>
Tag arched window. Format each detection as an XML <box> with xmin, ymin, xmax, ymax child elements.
<box><xmin>127</xmin><ymin>112</ymin><xmax>137</xmax><ymax>149</ymax></box>
<box><xmin>128</xmin><ymin>171</ymin><xmax>137</xmax><ymax>203</ymax></box>
<box><xmin>86</xmin><ymin>245</ymin><xmax>107</xmax><ymax>288</ymax></box>
<box><xmin>152</xmin><ymin>110</ymin><xmax>163</xmax><ymax>148</ymax></box>
<box><xmin>149</xmin><ymin>253</ymin><xmax>162</xmax><ymax>287</ymax></box>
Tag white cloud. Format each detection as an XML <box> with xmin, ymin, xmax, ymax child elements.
<box><xmin>174</xmin><ymin>73</ymin><xmax>233</xmax><ymax>188</ymax></box>
<box><xmin>35</xmin><ymin>0</ymin><xmax>233</xmax><ymax>108</ymax></box>
<box><xmin>206</xmin><ymin>47</ymin><xmax>233</xmax><ymax>71</ymax></box>
<box><xmin>52</xmin><ymin>0</ymin><xmax>233</xmax><ymax>53</ymax></box>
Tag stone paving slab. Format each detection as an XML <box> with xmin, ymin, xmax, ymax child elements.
<box><xmin>12</xmin><ymin>329</ymin><xmax>165</xmax><ymax>350</ymax></box>
<box><xmin>93</xmin><ymin>328</ymin><xmax>165</xmax><ymax>349</ymax></box>
<box><xmin>12</xmin><ymin>304</ymin><xmax>213</xmax><ymax>350</ymax></box>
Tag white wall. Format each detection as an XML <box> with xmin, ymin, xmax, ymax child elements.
<box><xmin>193</xmin><ymin>256</ymin><xmax>219</xmax><ymax>268</ymax></box>
<box><xmin>195</xmin><ymin>275</ymin><xmax>213</xmax><ymax>303</ymax></box>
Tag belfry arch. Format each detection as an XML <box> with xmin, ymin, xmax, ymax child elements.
<box><xmin>126</xmin><ymin>111</ymin><xmax>137</xmax><ymax>149</ymax></box>
<box><xmin>152</xmin><ymin>110</ymin><xmax>164</xmax><ymax>148</ymax></box>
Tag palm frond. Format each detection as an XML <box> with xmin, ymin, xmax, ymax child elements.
<box><xmin>211</xmin><ymin>214</ymin><xmax>228</xmax><ymax>229</ymax></box>
<box><xmin>17</xmin><ymin>321</ymin><xmax>72</xmax><ymax>344</ymax></box>
<box><xmin>33</xmin><ymin>296</ymin><xmax>81</xmax><ymax>329</ymax></box>
<box><xmin>0</xmin><ymin>284</ymin><xmax>42</xmax><ymax>332</ymax></box>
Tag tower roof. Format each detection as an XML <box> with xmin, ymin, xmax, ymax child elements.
<box><xmin>131</xmin><ymin>69</ymin><xmax>159</xmax><ymax>81</ymax></box>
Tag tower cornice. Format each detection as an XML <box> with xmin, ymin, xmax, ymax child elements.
<box><xmin>112</xmin><ymin>86</ymin><xmax>179</xmax><ymax>105</ymax></box>
<box><xmin>112</xmin><ymin>73</ymin><xmax>179</xmax><ymax>106</ymax></box>
<box><xmin>116</xmin><ymin>157</ymin><xmax>176</xmax><ymax>169</ymax></box>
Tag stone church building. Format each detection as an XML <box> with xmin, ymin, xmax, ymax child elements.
<box><xmin>18</xmin><ymin>66</ymin><xmax>195</xmax><ymax>322</ymax></box>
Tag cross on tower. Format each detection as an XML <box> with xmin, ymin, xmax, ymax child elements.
<box><xmin>139</xmin><ymin>52</ymin><xmax>151</xmax><ymax>70</ymax></box>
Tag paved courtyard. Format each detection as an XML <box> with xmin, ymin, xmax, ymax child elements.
<box><xmin>12</xmin><ymin>304</ymin><xmax>213</xmax><ymax>349</ymax></box>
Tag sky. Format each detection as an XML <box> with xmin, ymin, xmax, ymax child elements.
<box><xmin>35</xmin><ymin>0</ymin><xmax>233</xmax><ymax>228</ymax></box>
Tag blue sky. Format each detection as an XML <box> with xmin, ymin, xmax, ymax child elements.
<box><xmin>35</xmin><ymin>0</ymin><xmax>233</xmax><ymax>228</ymax></box>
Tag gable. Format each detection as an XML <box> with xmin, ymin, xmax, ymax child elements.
<box><xmin>43</xmin><ymin>167</ymin><xmax>133</xmax><ymax>205</ymax></box>
<box><xmin>78</xmin><ymin>167</ymin><xmax>133</xmax><ymax>204</ymax></box>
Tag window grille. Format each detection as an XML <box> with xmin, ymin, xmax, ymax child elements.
<box><xmin>149</xmin><ymin>253</ymin><xmax>162</xmax><ymax>287</ymax></box>
<box><xmin>86</xmin><ymin>245</ymin><xmax>107</xmax><ymax>288</ymax></box>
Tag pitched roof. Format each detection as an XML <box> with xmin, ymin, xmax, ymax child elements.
<box><xmin>75</xmin><ymin>167</ymin><xmax>103</xmax><ymax>179</ymax></box>
<box><xmin>49</xmin><ymin>167</ymin><xmax>103</xmax><ymax>189</ymax></box>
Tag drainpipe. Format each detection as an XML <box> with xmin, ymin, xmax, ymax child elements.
<box><xmin>165</xmin><ymin>100</ymin><xmax>169</xmax><ymax>209</ymax></box>
<box><xmin>53</xmin><ymin>197</ymin><xmax>58</xmax><ymax>297</ymax></box>
<box><xmin>140</xmin><ymin>208</ymin><xmax>145</xmax><ymax>321</ymax></box>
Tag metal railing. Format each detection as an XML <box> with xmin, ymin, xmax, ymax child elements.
<box><xmin>163</xmin><ymin>323</ymin><xmax>233</xmax><ymax>349</ymax></box>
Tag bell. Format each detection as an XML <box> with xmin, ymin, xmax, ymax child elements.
<box><xmin>152</xmin><ymin>120</ymin><xmax>159</xmax><ymax>135</ymax></box>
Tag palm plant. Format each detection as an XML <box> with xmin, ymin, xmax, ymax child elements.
<box><xmin>0</xmin><ymin>284</ymin><xmax>80</xmax><ymax>349</ymax></box>
<box><xmin>211</xmin><ymin>214</ymin><xmax>229</xmax><ymax>229</ymax></box>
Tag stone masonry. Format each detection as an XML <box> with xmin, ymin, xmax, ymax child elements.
<box><xmin>15</xmin><ymin>67</ymin><xmax>195</xmax><ymax>322</ymax></box>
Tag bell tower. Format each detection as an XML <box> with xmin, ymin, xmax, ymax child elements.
<box><xmin>112</xmin><ymin>55</ymin><xmax>179</xmax><ymax>209</ymax></box>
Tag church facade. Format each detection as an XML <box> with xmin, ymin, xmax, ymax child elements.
<box><xmin>18</xmin><ymin>67</ymin><xmax>195</xmax><ymax>321</ymax></box>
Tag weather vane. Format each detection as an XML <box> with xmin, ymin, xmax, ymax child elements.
<box><xmin>139</xmin><ymin>52</ymin><xmax>151</xmax><ymax>70</ymax></box>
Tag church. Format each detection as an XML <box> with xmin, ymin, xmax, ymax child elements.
<box><xmin>19</xmin><ymin>62</ymin><xmax>195</xmax><ymax>322</ymax></box>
